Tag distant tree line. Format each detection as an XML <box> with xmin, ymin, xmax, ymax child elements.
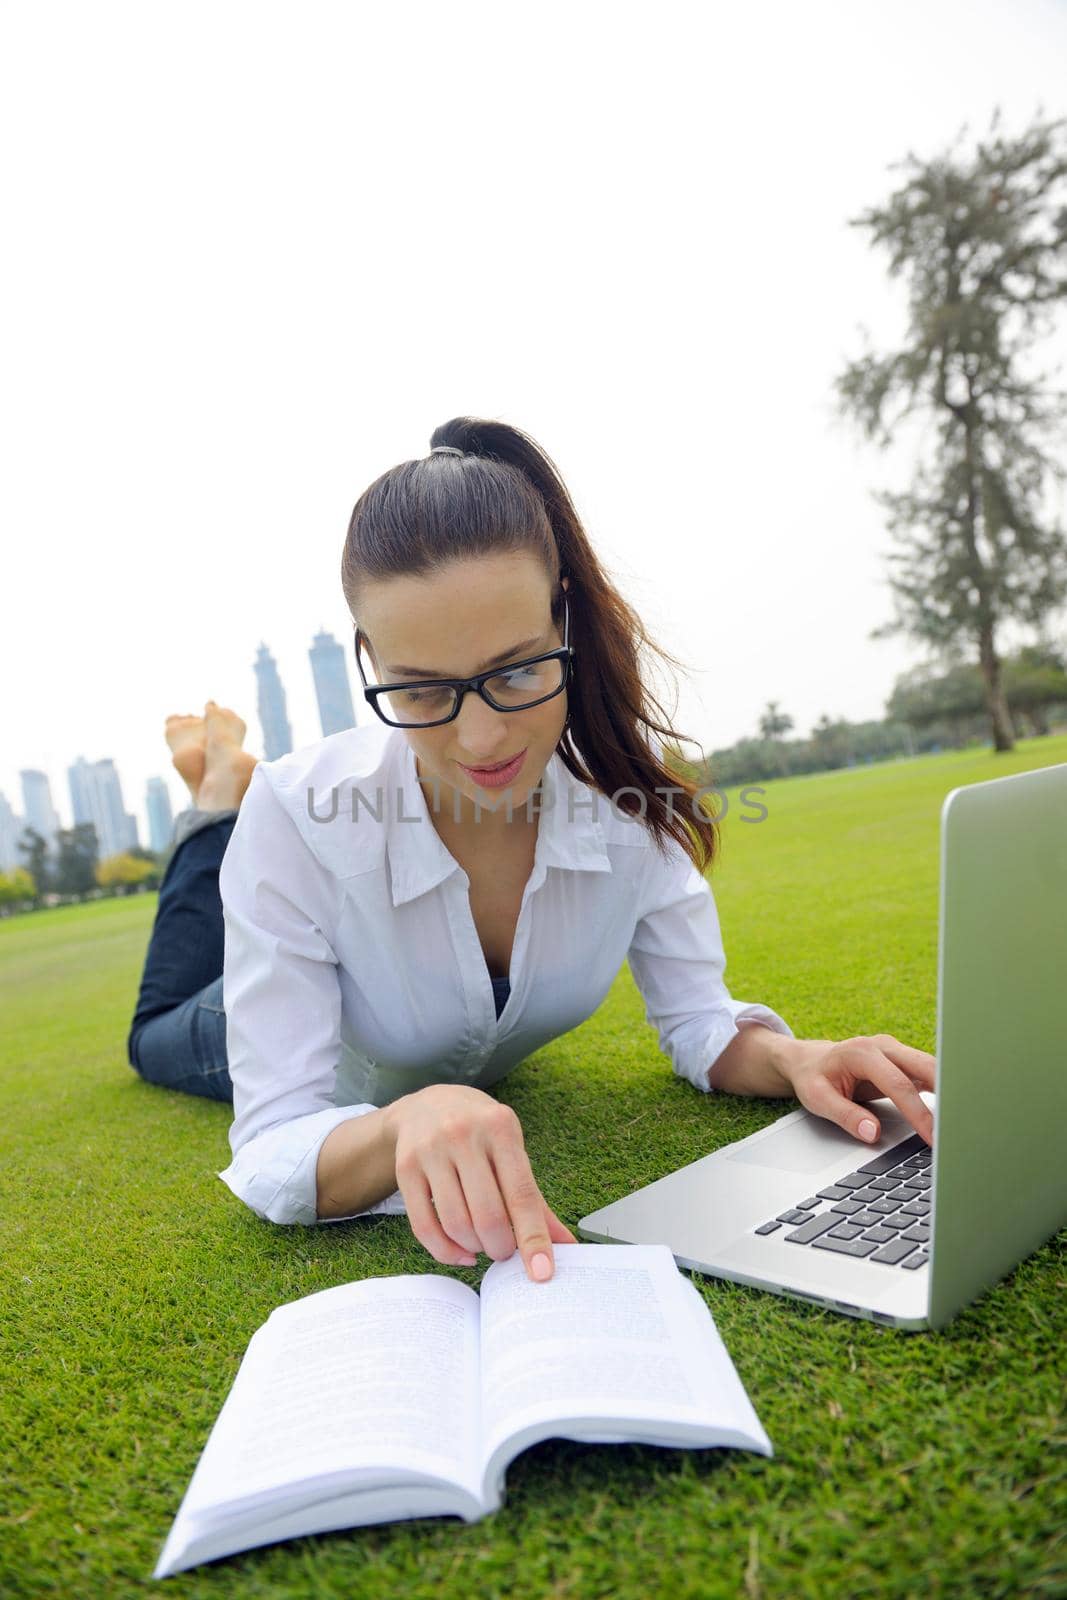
<box><xmin>0</xmin><ymin>821</ymin><xmax>173</xmax><ymax>916</ymax></box>
<box><xmin>681</xmin><ymin>641</ymin><xmax>1067</xmax><ymax>789</ymax></box>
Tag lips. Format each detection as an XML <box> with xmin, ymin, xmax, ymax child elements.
<box><xmin>459</xmin><ymin>748</ymin><xmax>528</xmax><ymax>787</ymax></box>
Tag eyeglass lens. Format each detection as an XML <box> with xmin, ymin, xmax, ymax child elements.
<box><xmin>377</xmin><ymin>657</ymin><xmax>565</xmax><ymax>726</ymax></box>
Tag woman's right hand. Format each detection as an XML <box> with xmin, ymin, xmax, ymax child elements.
<box><xmin>385</xmin><ymin>1084</ymin><xmax>577</xmax><ymax>1281</ymax></box>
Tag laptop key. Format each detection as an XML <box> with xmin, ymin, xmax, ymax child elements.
<box><xmin>775</xmin><ymin>1209</ymin><xmax>810</xmax><ymax>1224</ymax></box>
<box><xmin>870</xmin><ymin>1238</ymin><xmax>920</xmax><ymax>1265</ymax></box>
<box><xmin>795</xmin><ymin>1196</ymin><xmax>823</xmax><ymax>1210</ymax></box>
<box><xmin>754</xmin><ymin>1220</ymin><xmax>782</xmax><ymax>1234</ymax></box>
<box><xmin>829</xmin><ymin>1198</ymin><xmax>865</xmax><ymax>1216</ymax></box>
<box><xmin>901</xmin><ymin>1250</ymin><xmax>930</xmax><ymax>1270</ymax></box>
<box><xmin>826</xmin><ymin>1222</ymin><xmax>865</xmax><ymax>1240</ymax></box>
<box><xmin>900</xmin><ymin>1201</ymin><xmax>930</xmax><ymax>1216</ymax></box>
<box><xmin>860</xmin><ymin>1225</ymin><xmax>898</xmax><ymax>1244</ymax></box>
<box><xmin>852</xmin><ymin>1187</ymin><xmax>889</xmax><ymax>1204</ymax></box>
<box><xmin>811</xmin><ymin>1234</ymin><xmax>879</xmax><ymax>1257</ymax></box>
<box><xmin>876</xmin><ymin>1214</ymin><xmax>911</xmax><ymax>1231</ymax></box>
<box><xmin>902</xmin><ymin>1225</ymin><xmax>930</xmax><ymax>1243</ymax></box>
<box><xmin>832</xmin><ymin>1173</ymin><xmax>871</xmax><ymax>1190</ymax></box>
<box><xmin>816</xmin><ymin>1185</ymin><xmax>853</xmax><ymax>1201</ymax></box>
<box><xmin>784</xmin><ymin>1213</ymin><xmax>839</xmax><ymax>1244</ymax></box>
<box><xmin>869</xmin><ymin>1197</ymin><xmax>903</xmax><ymax>1213</ymax></box>
<box><xmin>854</xmin><ymin>1133</ymin><xmax>927</xmax><ymax>1174</ymax></box>
<box><xmin>868</xmin><ymin>1176</ymin><xmax>902</xmax><ymax>1192</ymax></box>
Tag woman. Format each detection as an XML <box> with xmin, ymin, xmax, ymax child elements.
<box><xmin>127</xmin><ymin>417</ymin><xmax>935</xmax><ymax>1284</ymax></box>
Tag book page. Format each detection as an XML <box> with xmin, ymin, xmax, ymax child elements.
<box><xmin>478</xmin><ymin>1244</ymin><xmax>770</xmax><ymax>1467</ymax></box>
<box><xmin>176</xmin><ymin>1275</ymin><xmax>482</xmax><ymax>1518</ymax></box>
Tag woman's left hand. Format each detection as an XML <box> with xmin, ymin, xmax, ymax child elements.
<box><xmin>782</xmin><ymin>1033</ymin><xmax>936</xmax><ymax>1147</ymax></box>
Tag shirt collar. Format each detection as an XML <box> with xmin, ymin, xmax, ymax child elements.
<box><xmin>387</xmin><ymin>733</ymin><xmax>613</xmax><ymax>907</ymax></box>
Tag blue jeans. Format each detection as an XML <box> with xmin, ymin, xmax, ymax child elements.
<box><xmin>126</xmin><ymin>812</ymin><xmax>238</xmax><ymax>1102</ymax></box>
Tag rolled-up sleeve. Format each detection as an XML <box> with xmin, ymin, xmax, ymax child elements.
<box><xmin>626</xmin><ymin>833</ymin><xmax>793</xmax><ymax>1093</ymax></box>
<box><xmin>216</xmin><ymin>762</ymin><xmax>405</xmax><ymax>1225</ymax></box>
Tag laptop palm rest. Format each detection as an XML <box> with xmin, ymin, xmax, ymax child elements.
<box><xmin>723</xmin><ymin>1108</ymin><xmax>885</xmax><ymax>1173</ymax></box>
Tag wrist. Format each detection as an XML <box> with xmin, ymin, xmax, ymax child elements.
<box><xmin>707</xmin><ymin>1023</ymin><xmax>797</xmax><ymax>1098</ymax></box>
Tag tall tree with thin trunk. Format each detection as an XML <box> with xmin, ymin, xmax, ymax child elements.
<box><xmin>836</xmin><ymin>109</ymin><xmax>1067</xmax><ymax>752</ymax></box>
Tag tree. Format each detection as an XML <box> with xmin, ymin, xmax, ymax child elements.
<box><xmin>810</xmin><ymin>714</ymin><xmax>852</xmax><ymax>769</ymax></box>
<box><xmin>53</xmin><ymin>823</ymin><xmax>100</xmax><ymax>897</ymax></box>
<box><xmin>96</xmin><ymin>853</ymin><xmax>156</xmax><ymax>893</ymax></box>
<box><xmin>1002</xmin><ymin>643</ymin><xmax>1067</xmax><ymax>734</ymax></box>
<box><xmin>125</xmin><ymin>845</ymin><xmax>164</xmax><ymax>889</ymax></box>
<box><xmin>887</xmin><ymin>660</ymin><xmax>989</xmax><ymax>737</ymax></box>
<box><xmin>836</xmin><ymin>110</ymin><xmax>1067</xmax><ymax>753</ymax></box>
<box><xmin>888</xmin><ymin>644</ymin><xmax>1067</xmax><ymax>739</ymax></box>
<box><xmin>0</xmin><ymin>868</ymin><xmax>36</xmax><ymax>914</ymax></box>
<box><xmin>17</xmin><ymin>826</ymin><xmax>50</xmax><ymax>903</ymax></box>
<box><xmin>758</xmin><ymin>701</ymin><xmax>794</xmax><ymax>741</ymax></box>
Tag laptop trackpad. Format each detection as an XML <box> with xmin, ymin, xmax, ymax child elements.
<box><xmin>725</xmin><ymin>1111</ymin><xmax>882</xmax><ymax>1174</ymax></box>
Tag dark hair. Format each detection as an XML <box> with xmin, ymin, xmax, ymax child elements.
<box><xmin>340</xmin><ymin>416</ymin><xmax>719</xmax><ymax>874</ymax></box>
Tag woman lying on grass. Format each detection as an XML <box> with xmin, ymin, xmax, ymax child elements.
<box><xmin>127</xmin><ymin>415</ymin><xmax>935</xmax><ymax>1284</ymax></box>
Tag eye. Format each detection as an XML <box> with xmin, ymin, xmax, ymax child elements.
<box><xmin>403</xmin><ymin>686</ymin><xmax>451</xmax><ymax>705</ymax></box>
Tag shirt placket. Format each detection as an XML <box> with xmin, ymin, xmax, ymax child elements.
<box><xmin>445</xmin><ymin>859</ymin><xmax>549</xmax><ymax>1077</ymax></box>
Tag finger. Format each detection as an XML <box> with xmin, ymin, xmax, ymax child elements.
<box><xmin>487</xmin><ymin>1140</ymin><xmax>559</xmax><ymax>1281</ymax></box>
<box><xmin>871</xmin><ymin>1034</ymin><xmax>937</xmax><ymax>1088</ymax></box>
<box><xmin>801</xmin><ymin>1049</ymin><xmax>935</xmax><ymax>1147</ymax></box>
<box><xmin>421</xmin><ymin>1156</ymin><xmax>482</xmax><ymax>1257</ymax></box>
<box><xmin>397</xmin><ymin>1164</ymin><xmax>479</xmax><ymax>1268</ymax></box>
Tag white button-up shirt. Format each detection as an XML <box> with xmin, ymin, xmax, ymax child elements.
<box><xmin>217</xmin><ymin>722</ymin><xmax>792</xmax><ymax>1226</ymax></box>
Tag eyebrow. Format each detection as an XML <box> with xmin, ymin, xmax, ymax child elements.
<box><xmin>386</xmin><ymin>633</ymin><xmax>548</xmax><ymax>680</ymax></box>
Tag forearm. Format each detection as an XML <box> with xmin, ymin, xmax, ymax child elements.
<box><xmin>707</xmin><ymin>1025</ymin><xmax>831</xmax><ymax>1098</ymax></box>
<box><xmin>315</xmin><ymin>1102</ymin><xmax>404</xmax><ymax>1219</ymax></box>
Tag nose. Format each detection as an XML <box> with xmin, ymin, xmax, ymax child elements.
<box><xmin>453</xmin><ymin>688</ymin><xmax>514</xmax><ymax>762</ymax></box>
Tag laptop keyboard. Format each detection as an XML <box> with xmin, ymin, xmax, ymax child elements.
<box><xmin>752</xmin><ymin>1131</ymin><xmax>932</xmax><ymax>1270</ymax></box>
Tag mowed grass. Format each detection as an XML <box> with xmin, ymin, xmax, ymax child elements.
<box><xmin>2</xmin><ymin>738</ymin><xmax>1065</xmax><ymax>1600</ymax></box>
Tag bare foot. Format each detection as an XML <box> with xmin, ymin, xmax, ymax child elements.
<box><xmin>198</xmin><ymin>700</ymin><xmax>259</xmax><ymax>811</ymax></box>
<box><xmin>165</xmin><ymin>713</ymin><xmax>207</xmax><ymax>804</ymax></box>
<box><xmin>202</xmin><ymin>698</ymin><xmax>247</xmax><ymax>750</ymax></box>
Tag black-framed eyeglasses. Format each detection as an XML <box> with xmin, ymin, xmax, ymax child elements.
<box><xmin>353</xmin><ymin>591</ymin><xmax>574</xmax><ymax>729</ymax></box>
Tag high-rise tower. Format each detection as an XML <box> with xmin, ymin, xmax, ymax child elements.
<box><xmin>19</xmin><ymin>769</ymin><xmax>62</xmax><ymax>857</ymax></box>
<box><xmin>68</xmin><ymin>757</ymin><xmax>138</xmax><ymax>859</ymax></box>
<box><xmin>309</xmin><ymin>627</ymin><xmax>357</xmax><ymax>736</ymax></box>
<box><xmin>145</xmin><ymin>777</ymin><xmax>175</xmax><ymax>853</ymax></box>
<box><xmin>254</xmin><ymin>643</ymin><xmax>293</xmax><ymax>760</ymax></box>
<box><xmin>0</xmin><ymin>790</ymin><xmax>24</xmax><ymax>872</ymax></box>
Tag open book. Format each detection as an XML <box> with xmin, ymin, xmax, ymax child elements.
<box><xmin>153</xmin><ymin>1243</ymin><xmax>773</xmax><ymax>1578</ymax></box>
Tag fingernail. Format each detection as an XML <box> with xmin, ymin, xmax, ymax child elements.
<box><xmin>458</xmin><ymin>1253</ymin><xmax>477</xmax><ymax>1266</ymax></box>
<box><xmin>530</xmin><ymin>1252</ymin><xmax>552</xmax><ymax>1281</ymax></box>
<box><xmin>859</xmin><ymin>1118</ymin><xmax>877</xmax><ymax>1141</ymax></box>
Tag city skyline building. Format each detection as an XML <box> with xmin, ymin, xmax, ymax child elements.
<box><xmin>69</xmin><ymin>756</ymin><xmax>139</xmax><ymax>860</ymax></box>
<box><xmin>20</xmin><ymin>768</ymin><xmax>62</xmax><ymax>857</ymax></box>
<box><xmin>309</xmin><ymin>626</ymin><xmax>358</xmax><ymax>737</ymax></box>
<box><xmin>145</xmin><ymin>777</ymin><xmax>175</xmax><ymax>854</ymax></box>
<box><xmin>254</xmin><ymin>642</ymin><xmax>293</xmax><ymax>760</ymax></box>
<box><xmin>0</xmin><ymin>790</ymin><xmax>23</xmax><ymax>873</ymax></box>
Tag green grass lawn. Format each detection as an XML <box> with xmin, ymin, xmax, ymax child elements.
<box><xmin>2</xmin><ymin>739</ymin><xmax>1065</xmax><ymax>1599</ymax></box>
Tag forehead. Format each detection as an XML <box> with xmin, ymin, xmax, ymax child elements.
<box><xmin>360</xmin><ymin>553</ymin><xmax>554</xmax><ymax>660</ymax></box>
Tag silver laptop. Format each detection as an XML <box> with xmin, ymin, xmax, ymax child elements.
<box><xmin>578</xmin><ymin>761</ymin><xmax>1067</xmax><ymax>1330</ymax></box>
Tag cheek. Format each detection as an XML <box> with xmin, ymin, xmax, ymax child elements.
<box><xmin>409</xmin><ymin>729</ymin><xmax>448</xmax><ymax>769</ymax></box>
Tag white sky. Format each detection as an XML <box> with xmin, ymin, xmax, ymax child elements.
<box><xmin>3</xmin><ymin>0</ymin><xmax>1066</xmax><ymax>841</ymax></box>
